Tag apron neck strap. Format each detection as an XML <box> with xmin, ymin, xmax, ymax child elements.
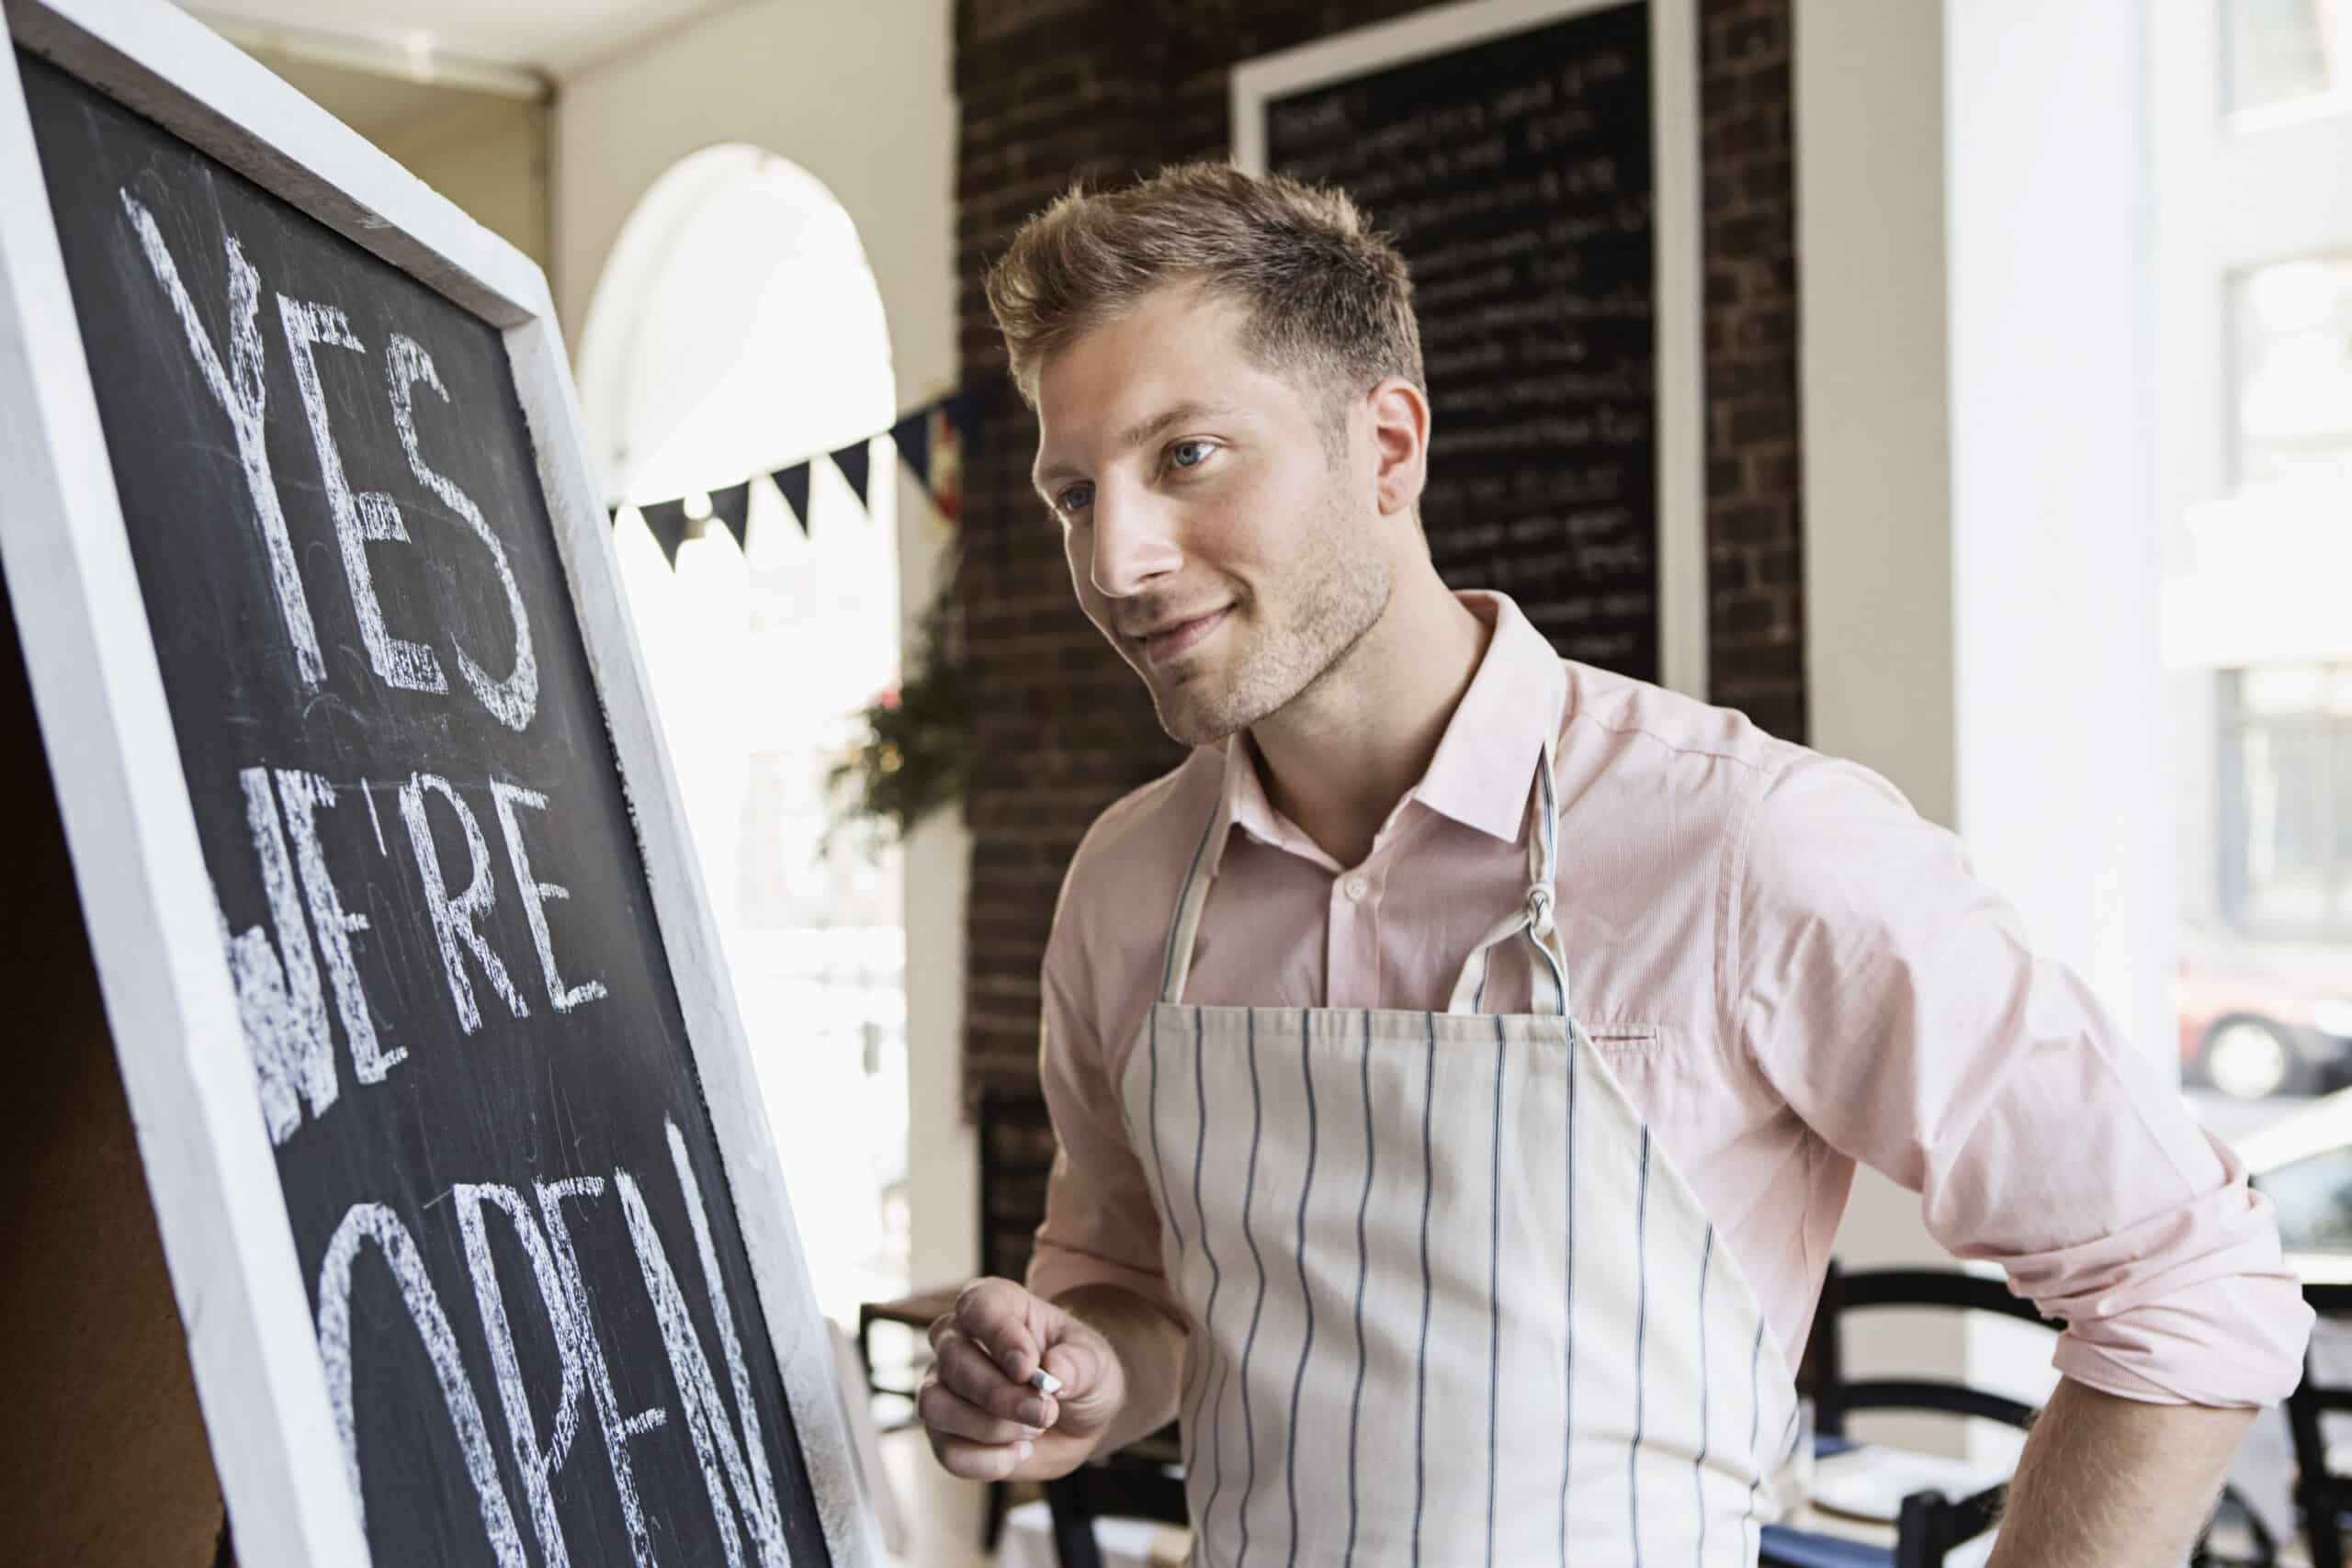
<box><xmin>1157</xmin><ymin>783</ymin><xmax>1235</xmax><ymax>1007</ymax></box>
<box><xmin>1442</xmin><ymin>732</ymin><xmax>1570</xmax><ymax>1018</ymax></box>
<box><xmin>1158</xmin><ymin>730</ymin><xmax>1572</xmax><ymax>1016</ymax></box>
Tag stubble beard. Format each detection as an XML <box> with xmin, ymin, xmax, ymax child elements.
<box><xmin>1147</xmin><ymin>490</ymin><xmax>1394</xmax><ymax>748</ymax></box>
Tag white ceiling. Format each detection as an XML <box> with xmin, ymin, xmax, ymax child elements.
<box><xmin>192</xmin><ymin>0</ymin><xmax>729</xmax><ymax>78</ymax></box>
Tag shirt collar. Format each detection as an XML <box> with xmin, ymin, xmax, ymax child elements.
<box><xmin>1217</xmin><ymin>591</ymin><xmax>1566</xmax><ymax>853</ymax></box>
<box><xmin>1410</xmin><ymin>591</ymin><xmax>1566</xmax><ymax>842</ymax></box>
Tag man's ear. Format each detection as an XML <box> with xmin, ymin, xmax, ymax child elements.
<box><xmin>1365</xmin><ymin>377</ymin><xmax>1430</xmax><ymax>519</ymax></box>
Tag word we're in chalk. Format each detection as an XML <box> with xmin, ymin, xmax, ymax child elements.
<box><xmin>220</xmin><ymin>763</ymin><xmax>608</xmax><ymax>1145</ymax></box>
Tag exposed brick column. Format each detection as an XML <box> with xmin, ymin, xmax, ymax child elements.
<box><xmin>1700</xmin><ymin>0</ymin><xmax>1804</xmax><ymax>741</ymax></box>
<box><xmin>956</xmin><ymin>0</ymin><xmax>1805</xmax><ymax>1106</ymax></box>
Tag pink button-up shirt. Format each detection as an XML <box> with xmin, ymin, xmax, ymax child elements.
<box><xmin>1028</xmin><ymin>591</ymin><xmax>2312</xmax><ymax>1407</ymax></box>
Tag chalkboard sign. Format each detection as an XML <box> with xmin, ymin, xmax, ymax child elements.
<box><xmin>0</xmin><ymin>4</ymin><xmax>876</xmax><ymax>1564</ymax></box>
<box><xmin>1235</xmin><ymin>0</ymin><xmax>1706</xmax><ymax>694</ymax></box>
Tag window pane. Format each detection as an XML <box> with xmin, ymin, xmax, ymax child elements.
<box><xmin>2262</xmin><ymin>1148</ymin><xmax>2352</xmax><ymax>1252</ymax></box>
<box><xmin>2227</xmin><ymin>0</ymin><xmax>2352</xmax><ymax>115</ymax></box>
<box><xmin>2228</xmin><ymin>665</ymin><xmax>2352</xmax><ymax>935</ymax></box>
<box><xmin>2232</xmin><ymin>254</ymin><xmax>2352</xmax><ymax>489</ymax></box>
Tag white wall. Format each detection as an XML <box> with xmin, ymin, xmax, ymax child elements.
<box><xmin>551</xmin><ymin>0</ymin><xmax>974</xmax><ymax>1302</ymax></box>
<box><xmin>234</xmin><ymin>44</ymin><xmax>550</xmax><ymax>265</ymax></box>
<box><xmin>1797</xmin><ymin>0</ymin><xmax>2165</xmax><ymax>1455</ymax></box>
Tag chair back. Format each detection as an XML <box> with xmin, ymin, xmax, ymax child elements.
<box><xmin>1808</xmin><ymin>1261</ymin><xmax>2062</xmax><ymax>1439</ymax></box>
<box><xmin>2287</xmin><ymin>1280</ymin><xmax>2352</xmax><ymax>1568</ymax></box>
<box><xmin>1794</xmin><ymin>1260</ymin><xmax>2060</xmax><ymax>1568</ymax></box>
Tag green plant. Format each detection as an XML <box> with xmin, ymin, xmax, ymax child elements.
<box><xmin>827</xmin><ymin>567</ymin><xmax>967</xmax><ymax>844</ymax></box>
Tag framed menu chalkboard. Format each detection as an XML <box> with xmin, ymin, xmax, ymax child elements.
<box><xmin>0</xmin><ymin>1</ymin><xmax>877</xmax><ymax>1562</ymax></box>
<box><xmin>1235</xmin><ymin>0</ymin><xmax>1705</xmax><ymax>694</ymax></box>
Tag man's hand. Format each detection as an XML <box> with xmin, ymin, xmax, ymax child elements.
<box><xmin>920</xmin><ymin>1277</ymin><xmax>1128</xmax><ymax>1482</ymax></box>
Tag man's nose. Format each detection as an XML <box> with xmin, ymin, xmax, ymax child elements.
<box><xmin>1089</xmin><ymin>489</ymin><xmax>1182</xmax><ymax>600</ymax></box>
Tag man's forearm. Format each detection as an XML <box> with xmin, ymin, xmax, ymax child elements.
<box><xmin>1054</xmin><ymin>1284</ymin><xmax>1191</xmax><ymax>1456</ymax></box>
<box><xmin>1984</xmin><ymin>1376</ymin><xmax>2257</xmax><ymax>1567</ymax></box>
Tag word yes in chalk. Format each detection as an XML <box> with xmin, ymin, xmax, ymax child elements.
<box><xmin>220</xmin><ymin>764</ymin><xmax>608</xmax><ymax>1145</ymax></box>
<box><xmin>120</xmin><ymin>189</ymin><xmax>539</xmax><ymax>729</ymax></box>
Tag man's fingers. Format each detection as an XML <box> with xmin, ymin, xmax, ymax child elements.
<box><xmin>917</xmin><ymin>1379</ymin><xmax>1045</xmax><ymax>1448</ymax></box>
<box><xmin>929</xmin><ymin>1432</ymin><xmax>1034</xmax><ymax>1482</ymax></box>
<box><xmin>933</xmin><ymin>1335</ymin><xmax>1055</xmax><ymax>1426</ymax></box>
<box><xmin>955</xmin><ymin>1278</ymin><xmax>1045</xmax><ymax>1382</ymax></box>
<box><xmin>1039</xmin><ymin>1338</ymin><xmax>1105</xmax><ymax>1408</ymax></box>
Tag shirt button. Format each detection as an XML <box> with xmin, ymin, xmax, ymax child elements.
<box><xmin>1343</xmin><ymin>874</ymin><xmax>1370</xmax><ymax>902</ymax></box>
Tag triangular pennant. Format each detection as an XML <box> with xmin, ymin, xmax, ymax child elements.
<box><xmin>890</xmin><ymin>410</ymin><xmax>931</xmax><ymax>492</ymax></box>
<box><xmin>943</xmin><ymin>383</ymin><xmax>988</xmax><ymax>459</ymax></box>
<box><xmin>828</xmin><ymin>438</ymin><xmax>872</xmax><ymax>514</ymax></box>
<box><xmin>927</xmin><ymin>397</ymin><xmax>970</xmax><ymax>525</ymax></box>
<box><xmin>638</xmin><ymin>499</ymin><xmax>689</xmax><ymax>566</ymax></box>
<box><xmin>708</xmin><ymin>480</ymin><xmax>752</xmax><ymax>550</ymax></box>
<box><xmin>771</xmin><ymin>462</ymin><xmax>812</xmax><ymax>535</ymax></box>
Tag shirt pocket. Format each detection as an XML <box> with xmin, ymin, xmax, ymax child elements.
<box><xmin>1585</xmin><ymin>1021</ymin><xmax>1662</xmax><ymax>1055</ymax></box>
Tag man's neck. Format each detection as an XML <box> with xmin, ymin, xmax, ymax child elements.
<box><xmin>1247</xmin><ymin>573</ymin><xmax>1490</xmax><ymax>869</ymax></box>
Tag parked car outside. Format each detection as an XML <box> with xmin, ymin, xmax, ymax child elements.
<box><xmin>2236</xmin><ymin>1086</ymin><xmax>2352</xmax><ymax>1281</ymax></box>
<box><xmin>2176</xmin><ymin>931</ymin><xmax>2352</xmax><ymax>1101</ymax></box>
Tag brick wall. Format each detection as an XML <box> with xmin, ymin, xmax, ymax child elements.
<box><xmin>955</xmin><ymin>0</ymin><xmax>1804</xmax><ymax>1107</ymax></box>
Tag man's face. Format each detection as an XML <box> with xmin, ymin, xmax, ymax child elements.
<box><xmin>1031</xmin><ymin>286</ymin><xmax>1394</xmax><ymax>747</ymax></box>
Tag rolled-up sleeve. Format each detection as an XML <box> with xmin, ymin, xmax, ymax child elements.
<box><xmin>1729</xmin><ymin>752</ymin><xmax>2313</xmax><ymax>1407</ymax></box>
<box><xmin>1023</xmin><ymin>907</ymin><xmax>1185</xmax><ymax>1327</ymax></box>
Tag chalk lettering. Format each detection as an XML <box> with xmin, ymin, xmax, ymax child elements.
<box><xmin>219</xmin><ymin>766</ymin><xmax>334</xmax><ymax>1142</ymax></box>
<box><xmin>277</xmin><ymin>295</ymin><xmax>447</xmax><ymax>695</ymax></box>
<box><xmin>315</xmin><ymin>1201</ymin><xmax>526</xmax><ymax>1566</ymax></box>
<box><xmin>388</xmin><ymin>333</ymin><xmax>538</xmax><ymax>732</ymax></box>
<box><xmin>537</xmin><ymin>1176</ymin><xmax>667</xmax><ymax>1567</ymax></box>
<box><xmin>399</xmin><ymin>773</ymin><xmax>529</xmax><ymax>1033</ymax></box>
<box><xmin>273</xmin><ymin>768</ymin><xmax>401</xmax><ymax>1084</ymax></box>
<box><xmin>617</xmin><ymin>1122</ymin><xmax>788</xmax><ymax>1568</ymax></box>
<box><xmin>454</xmin><ymin>1183</ymin><xmax>585</xmax><ymax>1568</ymax></box>
<box><xmin>490</xmin><ymin>779</ymin><xmax>607</xmax><ymax>1014</ymax></box>
<box><xmin>117</xmin><ymin>192</ymin><xmax>323</xmax><ymax>684</ymax></box>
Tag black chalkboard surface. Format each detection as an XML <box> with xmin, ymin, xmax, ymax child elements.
<box><xmin>19</xmin><ymin>48</ymin><xmax>831</xmax><ymax>1568</ymax></box>
<box><xmin>1261</xmin><ymin>1</ymin><xmax>1660</xmax><ymax>680</ymax></box>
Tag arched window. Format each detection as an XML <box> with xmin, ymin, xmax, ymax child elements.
<box><xmin>577</xmin><ymin>145</ymin><xmax>907</xmax><ymax>1319</ymax></box>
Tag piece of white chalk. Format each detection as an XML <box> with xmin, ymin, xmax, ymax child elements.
<box><xmin>1029</xmin><ymin>1367</ymin><xmax>1062</xmax><ymax>1395</ymax></box>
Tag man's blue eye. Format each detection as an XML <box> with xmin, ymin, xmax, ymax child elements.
<box><xmin>1170</xmin><ymin>441</ymin><xmax>1213</xmax><ymax>468</ymax></box>
<box><xmin>1058</xmin><ymin>483</ymin><xmax>1093</xmax><ymax>513</ymax></box>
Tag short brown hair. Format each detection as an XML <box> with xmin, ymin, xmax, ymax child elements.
<box><xmin>984</xmin><ymin>162</ymin><xmax>1424</xmax><ymax>419</ymax></box>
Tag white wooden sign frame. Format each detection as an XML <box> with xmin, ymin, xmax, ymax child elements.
<box><xmin>1233</xmin><ymin>0</ymin><xmax>1710</xmax><ymax>701</ymax></box>
<box><xmin>0</xmin><ymin>0</ymin><xmax>880</xmax><ymax>1562</ymax></box>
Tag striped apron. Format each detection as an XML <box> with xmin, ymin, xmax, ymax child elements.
<box><xmin>1118</xmin><ymin>732</ymin><xmax>1804</xmax><ymax>1566</ymax></box>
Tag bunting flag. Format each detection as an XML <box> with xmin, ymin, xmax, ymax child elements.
<box><xmin>708</xmin><ymin>480</ymin><xmax>752</xmax><ymax>550</ymax></box>
<box><xmin>611</xmin><ymin>382</ymin><xmax>989</xmax><ymax>566</ymax></box>
<box><xmin>638</xmin><ymin>499</ymin><xmax>689</xmax><ymax>566</ymax></box>
<box><xmin>889</xmin><ymin>410</ymin><xmax>930</xmax><ymax>494</ymax></box>
<box><xmin>828</xmin><ymin>438</ymin><xmax>872</xmax><ymax>513</ymax></box>
<box><xmin>772</xmin><ymin>461</ymin><xmax>812</xmax><ymax>536</ymax></box>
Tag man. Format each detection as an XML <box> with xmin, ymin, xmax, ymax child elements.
<box><xmin>919</xmin><ymin>164</ymin><xmax>2312</xmax><ymax>1564</ymax></box>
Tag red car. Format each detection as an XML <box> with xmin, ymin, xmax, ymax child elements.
<box><xmin>2176</xmin><ymin>940</ymin><xmax>2352</xmax><ymax>1100</ymax></box>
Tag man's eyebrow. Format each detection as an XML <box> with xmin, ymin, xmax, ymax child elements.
<box><xmin>1033</xmin><ymin>400</ymin><xmax>1242</xmax><ymax>498</ymax></box>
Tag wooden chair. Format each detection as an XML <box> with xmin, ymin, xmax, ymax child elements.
<box><xmin>854</xmin><ymin>1084</ymin><xmax>1057</xmax><ymax>1550</ymax></box>
<box><xmin>1764</xmin><ymin>1260</ymin><xmax>2272</xmax><ymax>1568</ymax></box>
<box><xmin>1759</xmin><ymin>1261</ymin><xmax>2056</xmax><ymax>1568</ymax></box>
<box><xmin>1042</xmin><ymin>1423</ymin><xmax>1188</xmax><ymax>1568</ymax></box>
<box><xmin>2288</xmin><ymin>1281</ymin><xmax>2352</xmax><ymax>1568</ymax></box>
